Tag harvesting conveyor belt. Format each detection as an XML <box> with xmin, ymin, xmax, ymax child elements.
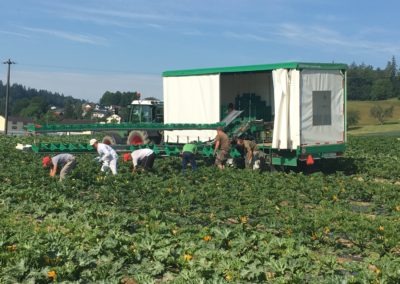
<box><xmin>26</xmin><ymin>122</ymin><xmax>225</xmax><ymax>134</ymax></box>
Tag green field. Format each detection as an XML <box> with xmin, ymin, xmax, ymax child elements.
<box><xmin>1</xmin><ymin>135</ymin><xmax>400</xmax><ymax>283</ymax></box>
<box><xmin>348</xmin><ymin>99</ymin><xmax>400</xmax><ymax>136</ymax></box>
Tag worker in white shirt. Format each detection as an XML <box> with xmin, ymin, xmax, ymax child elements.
<box><xmin>89</xmin><ymin>138</ymin><xmax>118</xmax><ymax>175</ymax></box>
<box><xmin>123</xmin><ymin>148</ymin><xmax>155</xmax><ymax>173</ymax></box>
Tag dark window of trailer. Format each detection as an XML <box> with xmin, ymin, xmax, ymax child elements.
<box><xmin>312</xmin><ymin>91</ymin><xmax>331</xmax><ymax>125</ymax></box>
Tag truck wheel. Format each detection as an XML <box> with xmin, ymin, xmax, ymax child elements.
<box><xmin>127</xmin><ymin>130</ymin><xmax>149</xmax><ymax>145</ymax></box>
<box><xmin>102</xmin><ymin>133</ymin><xmax>122</xmax><ymax>145</ymax></box>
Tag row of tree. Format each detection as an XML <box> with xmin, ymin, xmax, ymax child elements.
<box><xmin>0</xmin><ymin>82</ymin><xmax>85</xmax><ymax>120</ymax></box>
<box><xmin>348</xmin><ymin>56</ymin><xmax>400</xmax><ymax>100</ymax></box>
<box><xmin>0</xmin><ymin>82</ymin><xmax>143</xmax><ymax>123</ymax></box>
<box><xmin>99</xmin><ymin>91</ymin><xmax>139</xmax><ymax>106</ymax></box>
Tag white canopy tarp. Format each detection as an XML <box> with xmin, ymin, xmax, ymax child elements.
<box><xmin>272</xmin><ymin>69</ymin><xmax>300</xmax><ymax>149</ymax></box>
<box><xmin>300</xmin><ymin>70</ymin><xmax>344</xmax><ymax>145</ymax></box>
<box><xmin>163</xmin><ymin>75</ymin><xmax>220</xmax><ymax>143</ymax></box>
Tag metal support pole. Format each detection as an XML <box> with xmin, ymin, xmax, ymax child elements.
<box><xmin>3</xmin><ymin>59</ymin><xmax>15</xmax><ymax>135</ymax></box>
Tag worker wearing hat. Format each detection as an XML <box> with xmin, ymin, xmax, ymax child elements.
<box><xmin>42</xmin><ymin>153</ymin><xmax>77</xmax><ymax>181</ymax></box>
<box><xmin>123</xmin><ymin>148</ymin><xmax>155</xmax><ymax>173</ymax></box>
<box><xmin>90</xmin><ymin>138</ymin><xmax>118</xmax><ymax>175</ymax></box>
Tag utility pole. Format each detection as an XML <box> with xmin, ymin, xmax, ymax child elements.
<box><xmin>3</xmin><ymin>59</ymin><xmax>15</xmax><ymax>135</ymax></box>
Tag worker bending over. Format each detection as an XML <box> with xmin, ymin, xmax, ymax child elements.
<box><xmin>124</xmin><ymin>148</ymin><xmax>155</xmax><ymax>173</ymax></box>
<box><xmin>90</xmin><ymin>138</ymin><xmax>118</xmax><ymax>175</ymax></box>
<box><xmin>214</xmin><ymin>127</ymin><xmax>231</xmax><ymax>170</ymax></box>
<box><xmin>42</xmin><ymin>153</ymin><xmax>77</xmax><ymax>181</ymax></box>
<box><xmin>236</xmin><ymin>135</ymin><xmax>258</xmax><ymax>169</ymax></box>
<box><xmin>182</xmin><ymin>141</ymin><xmax>197</xmax><ymax>173</ymax></box>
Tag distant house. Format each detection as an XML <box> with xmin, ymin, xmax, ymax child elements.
<box><xmin>50</xmin><ymin>106</ymin><xmax>64</xmax><ymax>117</ymax></box>
<box><xmin>83</xmin><ymin>103</ymin><xmax>94</xmax><ymax>111</ymax></box>
<box><xmin>92</xmin><ymin>110</ymin><xmax>108</xmax><ymax>119</ymax></box>
<box><xmin>105</xmin><ymin>105</ymin><xmax>120</xmax><ymax>114</ymax></box>
<box><xmin>0</xmin><ymin>115</ymin><xmax>33</xmax><ymax>135</ymax></box>
<box><xmin>81</xmin><ymin>103</ymin><xmax>95</xmax><ymax>117</ymax></box>
<box><xmin>106</xmin><ymin>114</ymin><xmax>121</xmax><ymax>124</ymax></box>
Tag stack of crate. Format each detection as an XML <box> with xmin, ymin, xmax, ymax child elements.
<box><xmin>235</xmin><ymin>93</ymin><xmax>271</xmax><ymax>121</ymax></box>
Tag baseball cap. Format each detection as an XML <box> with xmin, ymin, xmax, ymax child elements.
<box><xmin>42</xmin><ymin>156</ymin><xmax>52</xmax><ymax>167</ymax></box>
<box><xmin>89</xmin><ymin>138</ymin><xmax>98</xmax><ymax>146</ymax></box>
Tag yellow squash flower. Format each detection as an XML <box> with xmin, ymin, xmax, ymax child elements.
<box><xmin>48</xmin><ymin>270</ymin><xmax>57</xmax><ymax>280</ymax></box>
<box><xmin>203</xmin><ymin>235</ymin><xmax>212</xmax><ymax>242</ymax></box>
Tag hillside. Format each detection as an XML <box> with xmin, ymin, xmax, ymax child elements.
<box><xmin>348</xmin><ymin>99</ymin><xmax>400</xmax><ymax>136</ymax></box>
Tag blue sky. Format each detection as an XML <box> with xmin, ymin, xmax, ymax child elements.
<box><xmin>1</xmin><ymin>0</ymin><xmax>399</xmax><ymax>103</ymax></box>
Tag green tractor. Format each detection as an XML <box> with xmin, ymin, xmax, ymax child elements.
<box><xmin>102</xmin><ymin>99</ymin><xmax>164</xmax><ymax>146</ymax></box>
